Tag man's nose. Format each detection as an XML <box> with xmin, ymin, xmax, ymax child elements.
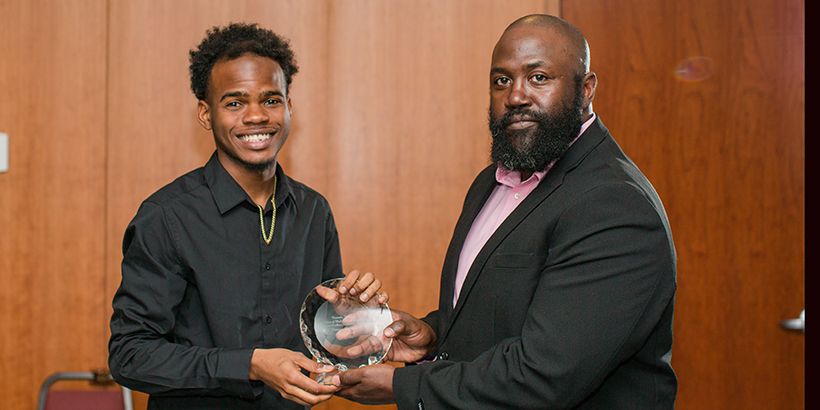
<box><xmin>243</xmin><ymin>103</ymin><xmax>269</xmax><ymax>123</ymax></box>
<box><xmin>505</xmin><ymin>82</ymin><xmax>532</xmax><ymax>108</ymax></box>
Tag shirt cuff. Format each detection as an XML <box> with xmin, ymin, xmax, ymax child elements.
<box><xmin>213</xmin><ymin>348</ymin><xmax>262</xmax><ymax>398</ymax></box>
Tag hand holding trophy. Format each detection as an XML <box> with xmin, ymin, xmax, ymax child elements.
<box><xmin>299</xmin><ymin>278</ymin><xmax>393</xmax><ymax>383</ymax></box>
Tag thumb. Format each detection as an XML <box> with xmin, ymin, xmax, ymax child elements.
<box><xmin>295</xmin><ymin>355</ymin><xmax>335</xmax><ymax>374</ymax></box>
<box><xmin>335</xmin><ymin>369</ymin><xmax>363</xmax><ymax>387</ymax></box>
<box><xmin>384</xmin><ymin>320</ymin><xmax>407</xmax><ymax>338</ymax></box>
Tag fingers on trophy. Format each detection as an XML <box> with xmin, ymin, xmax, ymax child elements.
<box><xmin>300</xmin><ymin>278</ymin><xmax>393</xmax><ymax>384</ymax></box>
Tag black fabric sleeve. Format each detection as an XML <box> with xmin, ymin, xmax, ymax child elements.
<box><xmin>108</xmin><ymin>202</ymin><xmax>259</xmax><ymax>398</ymax></box>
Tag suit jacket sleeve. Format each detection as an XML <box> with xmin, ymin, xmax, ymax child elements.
<box><xmin>393</xmin><ymin>179</ymin><xmax>677</xmax><ymax>409</ymax></box>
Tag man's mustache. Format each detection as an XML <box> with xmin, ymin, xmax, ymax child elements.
<box><xmin>493</xmin><ymin>108</ymin><xmax>545</xmax><ymax>129</ymax></box>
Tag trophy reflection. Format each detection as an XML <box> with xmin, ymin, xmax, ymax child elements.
<box><xmin>300</xmin><ymin>278</ymin><xmax>393</xmax><ymax>383</ymax></box>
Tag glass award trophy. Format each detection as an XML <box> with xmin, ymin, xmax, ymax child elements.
<box><xmin>299</xmin><ymin>278</ymin><xmax>393</xmax><ymax>381</ymax></box>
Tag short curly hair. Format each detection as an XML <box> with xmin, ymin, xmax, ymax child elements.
<box><xmin>189</xmin><ymin>22</ymin><xmax>299</xmax><ymax>101</ymax></box>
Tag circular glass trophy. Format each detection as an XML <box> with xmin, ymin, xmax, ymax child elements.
<box><xmin>299</xmin><ymin>278</ymin><xmax>393</xmax><ymax>378</ymax></box>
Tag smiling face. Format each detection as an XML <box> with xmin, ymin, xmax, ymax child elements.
<box><xmin>197</xmin><ymin>53</ymin><xmax>292</xmax><ymax>178</ymax></box>
<box><xmin>488</xmin><ymin>23</ymin><xmax>596</xmax><ymax>173</ymax></box>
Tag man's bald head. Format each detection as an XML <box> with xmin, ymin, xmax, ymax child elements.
<box><xmin>503</xmin><ymin>14</ymin><xmax>590</xmax><ymax>76</ymax></box>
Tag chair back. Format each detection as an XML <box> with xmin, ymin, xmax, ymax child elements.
<box><xmin>36</xmin><ymin>370</ymin><xmax>133</xmax><ymax>410</ymax></box>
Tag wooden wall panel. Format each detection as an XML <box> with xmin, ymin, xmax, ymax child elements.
<box><xmin>2</xmin><ymin>1</ymin><xmax>562</xmax><ymax>409</ymax></box>
<box><xmin>0</xmin><ymin>1</ymin><xmax>108</xmax><ymax>409</ymax></box>
<box><xmin>320</xmin><ymin>2</ymin><xmax>559</xmax><ymax>408</ymax></box>
<box><xmin>1</xmin><ymin>0</ymin><xmax>806</xmax><ymax>408</ymax></box>
<box><xmin>563</xmin><ymin>0</ymin><xmax>804</xmax><ymax>408</ymax></box>
<box><xmin>325</xmin><ymin>0</ymin><xmax>557</xmax><ymax>320</ymax></box>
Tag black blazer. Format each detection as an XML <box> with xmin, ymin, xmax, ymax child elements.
<box><xmin>393</xmin><ymin>117</ymin><xmax>677</xmax><ymax>409</ymax></box>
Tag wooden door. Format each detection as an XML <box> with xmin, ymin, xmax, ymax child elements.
<box><xmin>563</xmin><ymin>0</ymin><xmax>804</xmax><ymax>408</ymax></box>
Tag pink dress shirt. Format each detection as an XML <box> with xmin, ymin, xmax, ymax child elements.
<box><xmin>452</xmin><ymin>114</ymin><xmax>597</xmax><ymax>306</ymax></box>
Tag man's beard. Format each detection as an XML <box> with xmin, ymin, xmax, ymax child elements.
<box><xmin>489</xmin><ymin>88</ymin><xmax>585</xmax><ymax>174</ymax></box>
<box><xmin>240</xmin><ymin>158</ymin><xmax>276</xmax><ymax>172</ymax></box>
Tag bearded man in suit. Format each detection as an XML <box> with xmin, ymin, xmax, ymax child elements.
<box><xmin>334</xmin><ymin>14</ymin><xmax>677</xmax><ymax>410</ymax></box>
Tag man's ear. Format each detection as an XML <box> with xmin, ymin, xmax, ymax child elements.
<box><xmin>582</xmin><ymin>71</ymin><xmax>598</xmax><ymax>107</ymax></box>
<box><xmin>197</xmin><ymin>100</ymin><xmax>212</xmax><ymax>130</ymax></box>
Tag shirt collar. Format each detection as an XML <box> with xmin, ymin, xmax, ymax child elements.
<box><xmin>496</xmin><ymin>113</ymin><xmax>597</xmax><ymax>186</ymax></box>
<box><xmin>496</xmin><ymin>167</ymin><xmax>548</xmax><ymax>188</ymax></box>
<box><xmin>203</xmin><ymin>153</ymin><xmax>294</xmax><ymax>214</ymax></box>
<box><xmin>578</xmin><ymin>112</ymin><xmax>597</xmax><ymax>138</ymax></box>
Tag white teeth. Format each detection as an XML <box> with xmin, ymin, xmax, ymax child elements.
<box><xmin>240</xmin><ymin>133</ymin><xmax>272</xmax><ymax>142</ymax></box>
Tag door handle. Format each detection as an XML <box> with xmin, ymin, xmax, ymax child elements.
<box><xmin>779</xmin><ymin>309</ymin><xmax>804</xmax><ymax>332</ymax></box>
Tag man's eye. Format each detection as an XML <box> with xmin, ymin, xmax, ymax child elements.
<box><xmin>532</xmin><ymin>74</ymin><xmax>548</xmax><ymax>82</ymax></box>
<box><xmin>265</xmin><ymin>99</ymin><xmax>281</xmax><ymax>105</ymax></box>
<box><xmin>226</xmin><ymin>101</ymin><xmax>241</xmax><ymax>108</ymax></box>
<box><xmin>494</xmin><ymin>77</ymin><xmax>511</xmax><ymax>86</ymax></box>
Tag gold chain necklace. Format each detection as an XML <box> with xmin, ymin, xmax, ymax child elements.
<box><xmin>257</xmin><ymin>175</ymin><xmax>277</xmax><ymax>245</ymax></box>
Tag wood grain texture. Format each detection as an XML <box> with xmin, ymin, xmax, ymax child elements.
<box><xmin>0</xmin><ymin>1</ymin><xmax>564</xmax><ymax>409</ymax></box>
<box><xmin>0</xmin><ymin>0</ymin><xmax>108</xmax><ymax>408</ymax></box>
<box><xmin>563</xmin><ymin>0</ymin><xmax>804</xmax><ymax>408</ymax></box>
<box><xmin>319</xmin><ymin>2</ymin><xmax>559</xmax><ymax>408</ymax></box>
<box><xmin>324</xmin><ymin>0</ymin><xmax>555</xmax><ymax>322</ymax></box>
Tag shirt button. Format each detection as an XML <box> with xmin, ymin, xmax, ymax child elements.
<box><xmin>438</xmin><ymin>351</ymin><xmax>449</xmax><ymax>360</ymax></box>
<box><xmin>514</xmin><ymin>193</ymin><xmax>521</xmax><ymax>199</ymax></box>
<box><xmin>265</xmin><ymin>316</ymin><xmax>272</xmax><ymax>323</ymax></box>
<box><xmin>265</xmin><ymin>263</ymin><xmax>271</xmax><ymax>270</ymax></box>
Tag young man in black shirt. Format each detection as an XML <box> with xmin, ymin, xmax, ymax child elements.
<box><xmin>109</xmin><ymin>23</ymin><xmax>384</xmax><ymax>409</ymax></box>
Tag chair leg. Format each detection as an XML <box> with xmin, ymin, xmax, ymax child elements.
<box><xmin>123</xmin><ymin>387</ymin><xmax>134</xmax><ymax>410</ymax></box>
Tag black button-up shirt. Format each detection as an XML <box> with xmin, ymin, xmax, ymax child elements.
<box><xmin>109</xmin><ymin>153</ymin><xmax>343</xmax><ymax>409</ymax></box>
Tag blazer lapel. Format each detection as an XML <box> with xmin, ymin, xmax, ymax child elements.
<box><xmin>442</xmin><ymin>117</ymin><xmax>610</xmax><ymax>338</ymax></box>
<box><xmin>438</xmin><ymin>166</ymin><xmax>498</xmax><ymax>320</ymax></box>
